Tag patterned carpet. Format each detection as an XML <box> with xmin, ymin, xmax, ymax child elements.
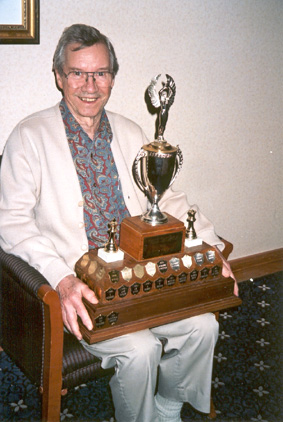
<box><xmin>0</xmin><ymin>271</ymin><xmax>282</xmax><ymax>422</ymax></box>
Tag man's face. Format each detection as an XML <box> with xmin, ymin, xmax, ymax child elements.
<box><xmin>55</xmin><ymin>42</ymin><xmax>114</xmax><ymax>126</ymax></box>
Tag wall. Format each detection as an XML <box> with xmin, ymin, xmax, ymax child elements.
<box><xmin>0</xmin><ymin>0</ymin><xmax>282</xmax><ymax>259</ymax></box>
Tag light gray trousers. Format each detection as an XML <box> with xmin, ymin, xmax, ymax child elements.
<box><xmin>81</xmin><ymin>313</ymin><xmax>219</xmax><ymax>422</ymax></box>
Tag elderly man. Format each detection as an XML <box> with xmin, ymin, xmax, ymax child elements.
<box><xmin>0</xmin><ymin>24</ymin><xmax>236</xmax><ymax>422</ymax></box>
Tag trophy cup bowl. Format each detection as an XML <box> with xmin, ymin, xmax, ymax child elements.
<box><xmin>133</xmin><ymin>138</ymin><xmax>183</xmax><ymax>225</ymax></box>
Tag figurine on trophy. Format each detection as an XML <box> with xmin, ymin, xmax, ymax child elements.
<box><xmin>185</xmin><ymin>209</ymin><xmax>203</xmax><ymax>247</ymax></box>
<box><xmin>148</xmin><ymin>73</ymin><xmax>176</xmax><ymax>140</ymax></box>
<box><xmin>98</xmin><ymin>218</ymin><xmax>124</xmax><ymax>263</ymax></box>
<box><xmin>133</xmin><ymin>74</ymin><xmax>183</xmax><ymax>225</ymax></box>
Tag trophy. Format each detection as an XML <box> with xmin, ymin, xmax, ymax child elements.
<box><xmin>133</xmin><ymin>74</ymin><xmax>183</xmax><ymax>225</ymax></box>
<box><xmin>120</xmin><ymin>74</ymin><xmax>186</xmax><ymax>260</ymax></box>
<box><xmin>74</xmin><ymin>74</ymin><xmax>242</xmax><ymax>345</ymax></box>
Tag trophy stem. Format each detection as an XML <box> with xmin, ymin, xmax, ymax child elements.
<box><xmin>141</xmin><ymin>202</ymin><xmax>168</xmax><ymax>225</ymax></box>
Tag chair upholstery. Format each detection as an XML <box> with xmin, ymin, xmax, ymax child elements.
<box><xmin>0</xmin><ymin>239</ymin><xmax>233</xmax><ymax>421</ymax></box>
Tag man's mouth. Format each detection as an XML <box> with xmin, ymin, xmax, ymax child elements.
<box><xmin>80</xmin><ymin>97</ymin><xmax>98</xmax><ymax>102</ymax></box>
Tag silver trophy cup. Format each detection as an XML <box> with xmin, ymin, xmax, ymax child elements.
<box><xmin>133</xmin><ymin>74</ymin><xmax>183</xmax><ymax>225</ymax></box>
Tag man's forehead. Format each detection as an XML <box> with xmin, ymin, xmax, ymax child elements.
<box><xmin>64</xmin><ymin>42</ymin><xmax>110</xmax><ymax>63</ymax></box>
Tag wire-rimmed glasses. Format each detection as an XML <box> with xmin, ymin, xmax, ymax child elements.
<box><xmin>63</xmin><ymin>70</ymin><xmax>113</xmax><ymax>86</ymax></box>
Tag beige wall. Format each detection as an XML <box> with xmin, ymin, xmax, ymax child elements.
<box><xmin>1</xmin><ymin>0</ymin><xmax>282</xmax><ymax>259</ymax></box>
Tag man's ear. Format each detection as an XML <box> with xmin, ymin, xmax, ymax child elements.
<box><xmin>54</xmin><ymin>69</ymin><xmax>64</xmax><ymax>91</ymax></box>
<box><xmin>111</xmin><ymin>77</ymin><xmax>115</xmax><ymax>89</ymax></box>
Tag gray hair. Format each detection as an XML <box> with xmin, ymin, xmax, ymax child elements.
<box><xmin>53</xmin><ymin>24</ymin><xmax>119</xmax><ymax>76</ymax></box>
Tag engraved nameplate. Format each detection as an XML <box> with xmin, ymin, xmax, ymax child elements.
<box><xmin>143</xmin><ymin>232</ymin><xmax>183</xmax><ymax>259</ymax></box>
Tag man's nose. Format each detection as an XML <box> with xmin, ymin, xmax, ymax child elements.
<box><xmin>84</xmin><ymin>74</ymin><xmax>98</xmax><ymax>90</ymax></box>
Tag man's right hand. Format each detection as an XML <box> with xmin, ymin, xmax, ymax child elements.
<box><xmin>56</xmin><ymin>274</ymin><xmax>98</xmax><ymax>340</ymax></box>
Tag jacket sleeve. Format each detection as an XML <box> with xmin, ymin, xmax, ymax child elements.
<box><xmin>0</xmin><ymin>122</ymin><xmax>77</xmax><ymax>289</ymax></box>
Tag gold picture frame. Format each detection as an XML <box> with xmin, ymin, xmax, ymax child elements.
<box><xmin>0</xmin><ymin>0</ymin><xmax>39</xmax><ymax>44</ymax></box>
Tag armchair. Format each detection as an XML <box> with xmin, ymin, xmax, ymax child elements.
<box><xmin>0</xmin><ymin>239</ymin><xmax>233</xmax><ymax>422</ymax></box>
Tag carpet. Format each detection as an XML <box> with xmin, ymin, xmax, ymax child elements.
<box><xmin>0</xmin><ymin>271</ymin><xmax>282</xmax><ymax>421</ymax></box>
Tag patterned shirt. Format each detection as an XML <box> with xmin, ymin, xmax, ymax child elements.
<box><xmin>60</xmin><ymin>99</ymin><xmax>130</xmax><ymax>248</ymax></box>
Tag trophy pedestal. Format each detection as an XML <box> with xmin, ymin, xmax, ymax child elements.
<box><xmin>119</xmin><ymin>213</ymin><xmax>185</xmax><ymax>260</ymax></box>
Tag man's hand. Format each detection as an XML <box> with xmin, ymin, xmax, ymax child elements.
<box><xmin>221</xmin><ymin>257</ymin><xmax>238</xmax><ymax>296</ymax></box>
<box><xmin>215</xmin><ymin>247</ymin><xmax>239</xmax><ymax>296</ymax></box>
<box><xmin>56</xmin><ymin>274</ymin><xmax>98</xmax><ymax>340</ymax></box>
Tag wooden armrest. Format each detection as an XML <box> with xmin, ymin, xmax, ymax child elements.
<box><xmin>220</xmin><ymin>238</ymin><xmax>233</xmax><ymax>260</ymax></box>
<box><xmin>38</xmin><ymin>285</ymin><xmax>63</xmax><ymax>421</ymax></box>
<box><xmin>0</xmin><ymin>247</ymin><xmax>64</xmax><ymax>417</ymax></box>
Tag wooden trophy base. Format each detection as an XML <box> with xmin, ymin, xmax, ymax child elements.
<box><xmin>119</xmin><ymin>213</ymin><xmax>186</xmax><ymax>260</ymax></box>
<box><xmin>75</xmin><ymin>239</ymin><xmax>241</xmax><ymax>344</ymax></box>
<box><xmin>79</xmin><ymin>275</ymin><xmax>241</xmax><ymax>344</ymax></box>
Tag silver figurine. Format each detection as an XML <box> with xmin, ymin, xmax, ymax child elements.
<box><xmin>133</xmin><ymin>74</ymin><xmax>183</xmax><ymax>225</ymax></box>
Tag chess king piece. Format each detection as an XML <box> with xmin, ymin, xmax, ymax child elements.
<box><xmin>186</xmin><ymin>209</ymin><xmax>197</xmax><ymax>240</ymax></box>
<box><xmin>133</xmin><ymin>74</ymin><xmax>183</xmax><ymax>225</ymax></box>
<box><xmin>185</xmin><ymin>209</ymin><xmax>203</xmax><ymax>247</ymax></box>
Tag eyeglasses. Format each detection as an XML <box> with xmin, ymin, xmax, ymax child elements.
<box><xmin>63</xmin><ymin>70</ymin><xmax>113</xmax><ymax>86</ymax></box>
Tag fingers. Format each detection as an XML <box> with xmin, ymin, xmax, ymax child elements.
<box><xmin>222</xmin><ymin>260</ymin><xmax>232</xmax><ymax>278</ymax></box>
<box><xmin>222</xmin><ymin>259</ymin><xmax>236</xmax><ymax>281</ymax></box>
<box><xmin>56</xmin><ymin>275</ymin><xmax>98</xmax><ymax>340</ymax></box>
<box><xmin>82</xmin><ymin>283</ymin><xmax>98</xmax><ymax>304</ymax></box>
<box><xmin>62</xmin><ymin>301</ymin><xmax>83</xmax><ymax>340</ymax></box>
<box><xmin>220</xmin><ymin>255</ymin><xmax>239</xmax><ymax>297</ymax></box>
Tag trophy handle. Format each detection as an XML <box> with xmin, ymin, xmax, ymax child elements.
<box><xmin>168</xmin><ymin>146</ymin><xmax>183</xmax><ymax>189</ymax></box>
<box><xmin>133</xmin><ymin>148</ymin><xmax>149</xmax><ymax>195</ymax></box>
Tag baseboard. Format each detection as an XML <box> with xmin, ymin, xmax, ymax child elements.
<box><xmin>230</xmin><ymin>248</ymin><xmax>283</xmax><ymax>282</ymax></box>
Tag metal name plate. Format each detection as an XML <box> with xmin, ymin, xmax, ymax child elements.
<box><xmin>121</xmin><ymin>266</ymin><xmax>132</xmax><ymax>282</ymax></box>
<box><xmin>109</xmin><ymin>270</ymin><xmax>120</xmax><ymax>284</ymax></box>
<box><xmin>131</xmin><ymin>282</ymin><xmax>141</xmax><ymax>295</ymax></box>
<box><xmin>143</xmin><ymin>280</ymin><xmax>153</xmax><ymax>292</ymax></box>
<box><xmin>155</xmin><ymin>277</ymin><xmax>165</xmax><ymax>289</ymax></box>
<box><xmin>95</xmin><ymin>314</ymin><xmax>106</xmax><ymax>328</ymax></box>
<box><xmin>105</xmin><ymin>288</ymin><xmax>116</xmax><ymax>301</ymax></box>
<box><xmin>118</xmin><ymin>285</ymin><xmax>129</xmax><ymax>298</ymax></box>
<box><xmin>182</xmin><ymin>255</ymin><xmax>192</xmax><ymax>269</ymax></box>
<box><xmin>143</xmin><ymin>232</ymin><xmax>183</xmax><ymax>259</ymax></box>
<box><xmin>194</xmin><ymin>253</ymin><xmax>204</xmax><ymax>266</ymax></box>
<box><xmin>157</xmin><ymin>259</ymin><xmax>168</xmax><ymax>273</ymax></box>
<box><xmin>108</xmin><ymin>312</ymin><xmax>119</xmax><ymax>325</ymax></box>
<box><xmin>145</xmin><ymin>262</ymin><xmax>156</xmax><ymax>277</ymax></box>
<box><xmin>134</xmin><ymin>264</ymin><xmax>145</xmax><ymax>279</ymax></box>
<box><xmin>166</xmin><ymin>274</ymin><xmax>176</xmax><ymax>286</ymax></box>
<box><xmin>169</xmin><ymin>257</ymin><xmax>180</xmax><ymax>271</ymax></box>
<box><xmin>179</xmin><ymin>272</ymin><xmax>188</xmax><ymax>284</ymax></box>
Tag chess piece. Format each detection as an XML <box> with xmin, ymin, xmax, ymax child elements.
<box><xmin>185</xmin><ymin>209</ymin><xmax>203</xmax><ymax>247</ymax></box>
<box><xmin>98</xmin><ymin>218</ymin><xmax>124</xmax><ymax>263</ymax></box>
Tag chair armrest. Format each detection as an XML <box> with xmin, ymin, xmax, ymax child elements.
<box><xmin>219</xmin><ymin>237</ymin><xmax>233</xmax><ymax>260</ymax></box>
<box><xmin>0</xmin><ymin>247</ymin><xmax>63</xmax><ymax>391</ymax></box>
<box><xmin>0</xmin><ymin>247</ymin><xmax>50</xmax><ymax>296</ymax></box>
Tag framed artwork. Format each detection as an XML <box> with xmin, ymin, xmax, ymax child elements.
<box><xmin>0</xmin><ymin>0</ymin><xmax>39</xmax><ymax>44</ymax></box>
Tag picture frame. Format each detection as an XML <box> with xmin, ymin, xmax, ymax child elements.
<box><xmin>0</xmin><ymin>0</ymin><xmax>39</xmax><ymax>44</ymax></box>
